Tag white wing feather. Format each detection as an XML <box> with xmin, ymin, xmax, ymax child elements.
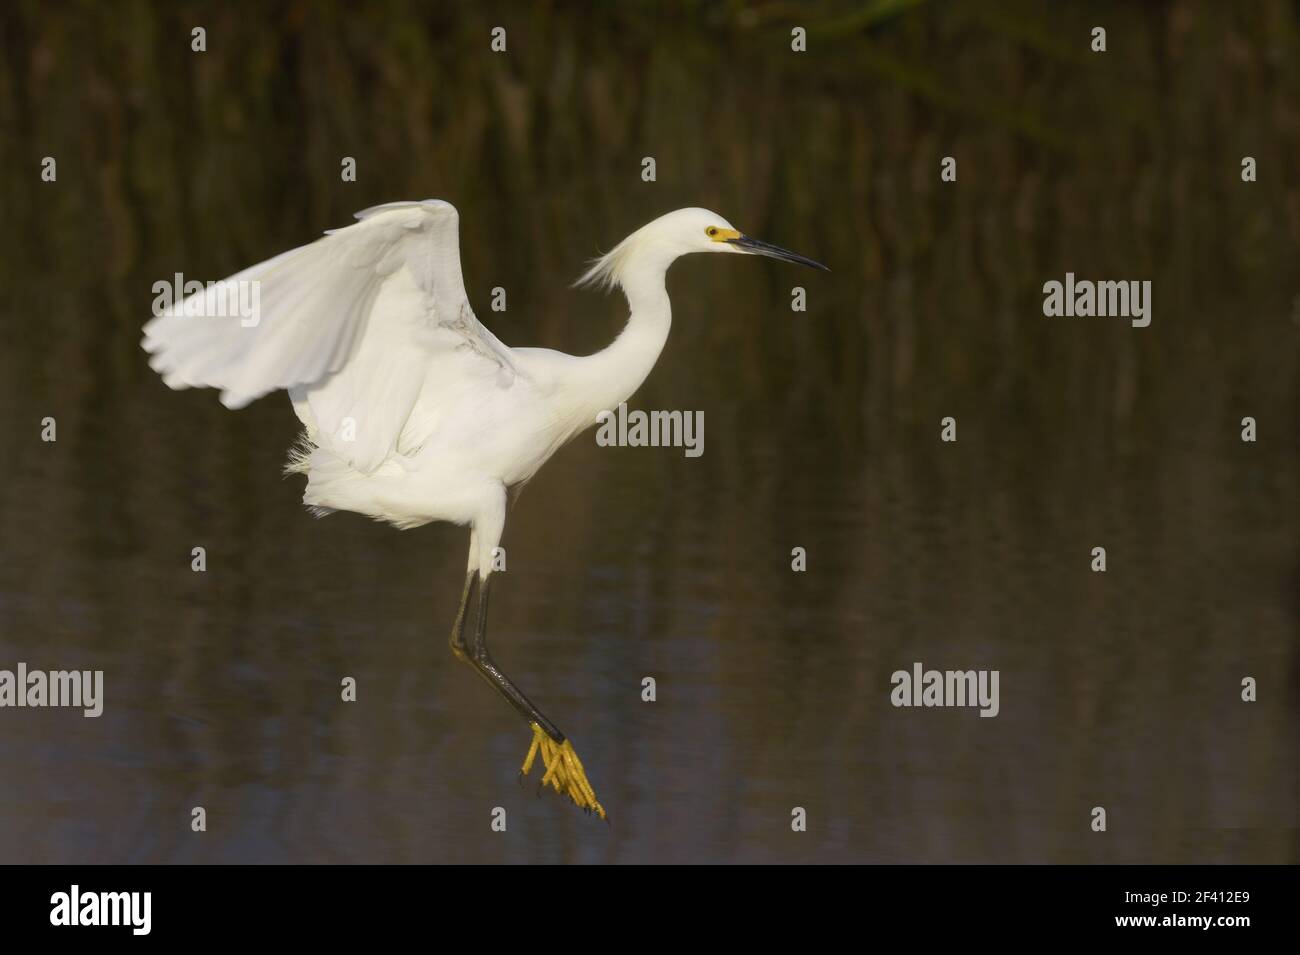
<box><xmin>142</xmin><ymin>199</ymin><xmax>518</xmax><ymax>473</ymax></box>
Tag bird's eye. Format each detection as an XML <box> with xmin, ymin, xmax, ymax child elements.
<box><xmin>706</xmin><ymin>227</ymin><xmax>719</xmax><ymax>238</ymax></box>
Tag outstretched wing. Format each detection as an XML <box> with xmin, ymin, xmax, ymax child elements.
<box><xmin>142</xmin><ymin>199</ymin><xmax>518</xmax><ymax>472</ymax></box>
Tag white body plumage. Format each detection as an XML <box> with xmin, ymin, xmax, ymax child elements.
<box><xmin>142</xmin><ymin>201</ymin><xmax>787</xmax><ymax>575</ymax></box>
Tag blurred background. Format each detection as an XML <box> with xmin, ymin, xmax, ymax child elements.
<box><xmin>0</xmin><ymin>0</ymin><xmax>1296</xmax><ymax>863</ymax></box>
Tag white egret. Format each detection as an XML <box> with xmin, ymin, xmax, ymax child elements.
<box><xmin>142</xmin><ymin>200</ymin><xmax>828</xmax><ymax>818</ymax></box>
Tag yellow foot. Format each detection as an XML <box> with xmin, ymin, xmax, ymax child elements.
<box><xmin>520</xmin><ymin>722</ymin><xmax>606</xmax><ymax>820</ymax></box>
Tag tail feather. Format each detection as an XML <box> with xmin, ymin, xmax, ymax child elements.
<box><xmin>284</xmin><ymin>430</ymin><xmax>439</xmax><ymax>530</ymax></box>
<box><xmin>284</xmin><ymin>432</ymin><xmax>339</xmax><ymax>519</ymax></box>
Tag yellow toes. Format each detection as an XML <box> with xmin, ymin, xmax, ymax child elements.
<box><xmin>520</xmin><ymin>726</ymin><xmax>542</xmax><ymax>777</ymax></box>
<box><xmin>519</xmin><ymin>722</ymin><xmax>606</xmax><ymax>820</ymax></box>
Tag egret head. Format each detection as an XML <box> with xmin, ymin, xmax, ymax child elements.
<box><xmin>575</xmin><ymin>207</ymin><xmax>828</xmax><ymax>290</ymax></box>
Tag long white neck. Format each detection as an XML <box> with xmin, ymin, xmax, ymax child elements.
<box><xmin>574</xmin><ymin>257</ymin><xmax>673</xmax><ymax>418</ymax></box>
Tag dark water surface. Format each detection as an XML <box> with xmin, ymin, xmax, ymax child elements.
<box><xmin>0</xmin><ymin>2</ymin><xmax>1296</xmax><ymax>862</ymax></box>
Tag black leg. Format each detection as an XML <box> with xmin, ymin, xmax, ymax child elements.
<box><xmin>448</xmin><ymin>570</ymin><xmax>476</xmax><ymax>662</ymax></box>
<box><xmin>464</xmin><ymin>574</ymin><xmax>566</xmax><ymax>742</ymax></box>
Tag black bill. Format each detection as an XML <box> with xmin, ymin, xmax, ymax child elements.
<box><xmin>727</xmin><ymin>234</ymin><xmax>829</xmax><ymax>272</ymax></box>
